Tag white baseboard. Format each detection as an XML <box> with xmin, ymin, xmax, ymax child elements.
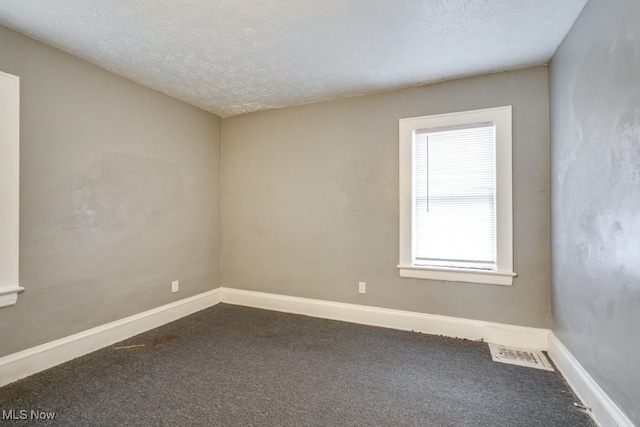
<box><xmin>0</xmin><ymin>289</ymin><xmax>221</xmax><ymax>388</ymax></box>
<box><xmin>222</xmin><ymin>288</ymin><xmax>635</xmax><ymax>426</ymax></box>
<box><xmin>219</xmin><ymin>287</ymin><xmax>550</xmax><ymax>350</ymax></box>
<box><xmin>3</xmin><ymin>286</ymin><xmax>631</xmax><ymax>427</ymax></box>
<box><xmin>547</xmin><ymin>333</ymin><xmax>634</xmax><ymax>427</ymax></box>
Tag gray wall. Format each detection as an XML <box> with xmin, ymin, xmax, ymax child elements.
<box><xmin>222</xmin><ymin>66</ymin><xmax>551</xmax><ymax>328</ymax></box>
<box><xmin>0</xmin><ymin>25</ymin><xmax>221</xmax><ymax>358</ymax></box>
<box><xmin>549</xmin><ymin>0</ymin><xmax>640</xmax><ymax>423</ymax></box>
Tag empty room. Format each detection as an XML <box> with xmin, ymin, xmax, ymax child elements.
<box><xmin>0</xmin><ymin>0</ymin><xmax>638</xmax><ymax>425</ymax></box>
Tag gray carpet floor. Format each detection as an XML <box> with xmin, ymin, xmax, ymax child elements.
<box><xmin>0</xmin><ymin>304</ymin><xmax>595</xmax><ymax>426</ymax></box>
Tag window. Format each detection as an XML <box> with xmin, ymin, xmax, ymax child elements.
<box><xmin>398</xmin><ymin>106</ymin><xmax>516</xmax><ymax>285</ymax></box>
<box><xmin>0</xmin><ymin>70</ymin><xmax>22</xmax><ymax>307</ymax></box>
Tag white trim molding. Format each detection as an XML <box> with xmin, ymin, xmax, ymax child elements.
<box><xmin>0</xmin><ymin>286</ymin><xmax>25</xmax><ymax>308</ymax></box>
<box><xmin>0</xmin><ymin>289</ymin><xmax>221</xmax><ymax>388</ymax></box>
<box><xmin>4</xmin><ymin>285</ymin><xmax>632</xmax><ymax>427</ymax></box>
<box><xmin>220</xmin><ymin>287</ymin><xmax>549</xmax><ymax>350</ymax></box>
<box><xmin>398</xmin><ymin>105</ymin><xmax>516</xmax><ymax>286</ymax></box>
<box><xmin>398</xmin><ymin>106</ymin><xmax>515</xmax><ymax>286</ymax></box>
<box><xmin>0</xmin><ymin>70</ymin><xmax>21</xmax><ymax>308</ymax></box>
<box><xmin>398</xmin><ymin>264</ymin><xmax>516</xmax><ymax>286</ymax></box>
<box><xmin>547</xmin><ymin>333</ymin><xmax>634</xmax><ymax>427</ymax></box>
<box><xmin>224</xmin><ymin>287</ymin><xmax>633</xmax><ymax>426</ymax></box>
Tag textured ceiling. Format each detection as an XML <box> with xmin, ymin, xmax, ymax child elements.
<box><xmin>0</xmin><ymin>1</ymin><xmax>587</xmax><ymax>117</ymax></box>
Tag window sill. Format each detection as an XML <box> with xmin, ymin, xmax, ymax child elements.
<box><xmin>398</xmin><ymin>265</ymin><xmax>516</xmax><ymax>286</ymax></box>
<box><xmin>0</xmin><ymin>286</ymin><xmax>24</xmax><ymax>308</ymax></box>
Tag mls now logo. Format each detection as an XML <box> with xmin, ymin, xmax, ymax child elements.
<box><xmin>2</xmin><ymin>409</ymin><xmax>56</xmax><ymax>420</ymax></box>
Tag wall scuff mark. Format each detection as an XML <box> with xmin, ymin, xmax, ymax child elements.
<box><xmin>58</xmin><ymin>153</ymin><xmax>184</xmax><ymax>240</ymax></box>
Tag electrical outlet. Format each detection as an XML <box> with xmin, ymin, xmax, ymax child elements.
<box><xmin>172</xmin><ymin>280</ymin><xmax>179</xmax><ymax>293</ymax></box>
<box><xmin>359</xmin><ymin>281</ymin><xmax>366</xmax><ymax>294</ymax></box>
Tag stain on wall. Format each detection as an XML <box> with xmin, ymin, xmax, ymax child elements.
<box><xmin>334</xmin><ymin>158</ymin><xmax>395</xmax><ymax>216</ymax></box>
<box><xmin>0</xmin><ymin>24</ymin><xmax>221</xmax><ymax>358</ymax></box>
<box><xmin>550</xmin><ymin>0</ymin><xmax>640</xmax><ymax>422</ymax></box>
<box><xmin>58</xmin><ymin>153</ymin><xmax>184</xmax><ymax>236</ymax></box>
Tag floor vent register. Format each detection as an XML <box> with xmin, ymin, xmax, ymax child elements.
<box><xmin>488</xmin><ymin>344</ymin><xmax>554</xmax><ymax>371</ymax></box>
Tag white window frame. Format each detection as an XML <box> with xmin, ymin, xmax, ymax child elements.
<box><xmin>398</xmin><ymin>106</ymin><xmax>516</xmax><ymax>286</ymax></box>
<box><xmin>0</xmin><ymin>70</ymin><xmax>23</xmax><ymax>307</ymax></box>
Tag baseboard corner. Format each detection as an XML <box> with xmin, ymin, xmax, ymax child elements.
<box><xmin>219</xmin><ymin>287</ymin><xmax>550</xmax><ymax>350</ymax></box>
<box><xmin>0</xmin><ymin>288</ymin><xmax>222</xmax><ymax>388</ymax></box>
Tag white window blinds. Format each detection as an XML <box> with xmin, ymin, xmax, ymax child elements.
<box><xmin>413</xmin><ymin>123</ymin><xmax>496</xmax><ymax>270</ymax></box>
